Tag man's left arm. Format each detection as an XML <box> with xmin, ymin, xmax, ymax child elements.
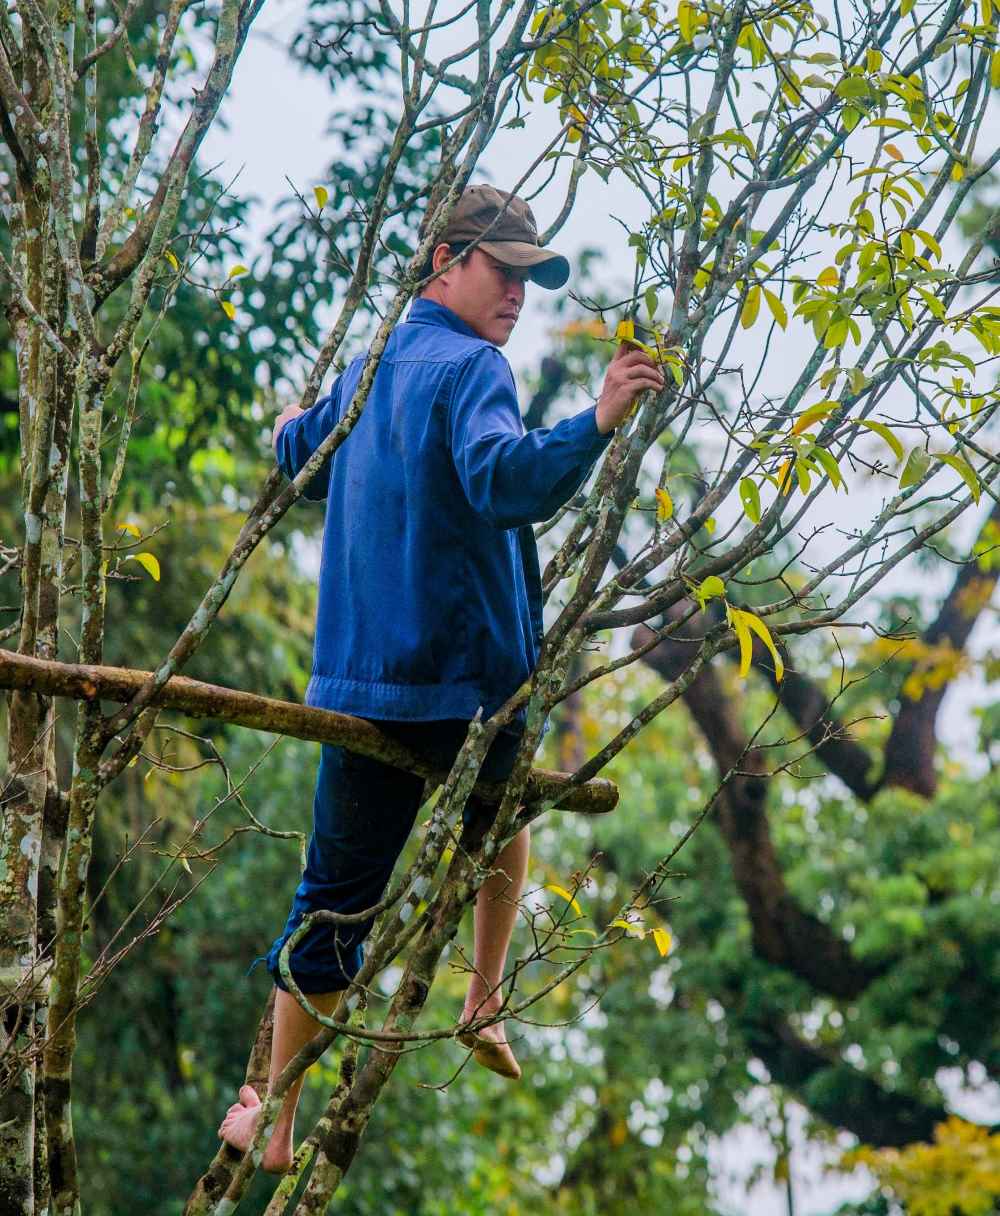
<box><xmin>274</xmin><ymin>373</ymin><xmax>348</xmax><ymax>502</ymax></box>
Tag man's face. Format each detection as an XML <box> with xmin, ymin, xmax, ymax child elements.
<box><xmin>425</xmin><ymin>244</ymin><xmax>530</xmax><ymax>345</ymax></box>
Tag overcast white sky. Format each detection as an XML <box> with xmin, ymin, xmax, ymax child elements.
<box><xmin>197</xmin><ymin>6</ymin><xmax>1000</xmax><ymax>1211</ymax></box>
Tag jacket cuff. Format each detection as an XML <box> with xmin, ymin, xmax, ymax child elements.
<box><xmin>577</xmin><ymin>404</ymin><xmax>615</xmax><ymax>452</ymax></box>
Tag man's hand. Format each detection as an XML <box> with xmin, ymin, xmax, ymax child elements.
<box><xmin>594</xmin><ymin>343</ymin><xmax>666</xmax><ymax>434</ymax></box>
<box><xmin>272</xmin><ymin>403</ymin><xmax>305</xmax><ymax>455</ymax></box>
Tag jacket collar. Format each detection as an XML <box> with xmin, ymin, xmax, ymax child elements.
<box><xmin>406</xmin><ymin>296</ymin><xmax>484</xmax><ymax>341</ymax></box>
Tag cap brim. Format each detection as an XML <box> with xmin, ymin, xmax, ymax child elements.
<box><xmin>478</xmin><ymin>240</ymin><xmax>570</xmax><ymax>290</ymax></box>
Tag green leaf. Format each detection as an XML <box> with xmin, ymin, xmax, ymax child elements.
<box><xmin>858</xmin><ymin>419</ymin><xmax>904</xmax><ymax>462</ymax></box>
<box><xmin>934</xmin><ymin>452</ymin><xmax>981</xmax><ymax>503</ymax></box>
<box><xmin>824</xmin><ymin>318</ymin><xmax>849</xmax><ymax>349</ymax></box>
<box><xmin>810</xmin><ymin>445</ymin><xmax>844</xmax><ymax>492</ymax></box>
<box><xmin>645</xmin><ymin>285</ymin><xmax>659</xmax><ymax>319</ymax></box>
<box><xmin>899</xmin><ymin>446</ymin><xmax>931</xmax><ymax>488</ymax></box>
<box><xmin>694</xmin><ymin>575</ymin><xmax>725</xmax><ymax>610</ymax></box>
<box><xmin>739</xmin><ymin>477</ymin><xmax>761</xmax><ymax>523</ymax></box>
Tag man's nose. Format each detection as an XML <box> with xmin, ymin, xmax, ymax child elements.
<box><xmin>506</xmin><ymin>279</ymin><xmax>525</xmax><ymax>307</ymax></box>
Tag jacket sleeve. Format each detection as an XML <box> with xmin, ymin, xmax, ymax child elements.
<box><xmin>274</xmin><ymin>373</ymin><xmax>346</xmax><ymax>502</ymax></box>
<box><xmin>446</xmin><ymin>346</ymin><xmax>613</xmax><ymax>529</ymax></box>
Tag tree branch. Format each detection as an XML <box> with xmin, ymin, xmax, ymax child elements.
<box><xmin>0</xmin><ymin>648</ymin><xmax>618</xmax><ymax>816</ymax></box>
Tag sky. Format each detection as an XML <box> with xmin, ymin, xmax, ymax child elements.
<box><xmin>196</xmin><ymin>5</ymin><xmax>1000</xmax><ymax>1212</ymax></box>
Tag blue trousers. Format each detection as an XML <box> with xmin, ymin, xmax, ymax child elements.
<box><xmin>256</xmin><ymin>718</ymin><xmax>528</xmax><ymax>994</ymax></box>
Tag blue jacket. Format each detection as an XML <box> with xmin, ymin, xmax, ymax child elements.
<box><xmin>276</xmin><ymin>296</ymin><xmax>613</xmax><ymax>729</ymax></box>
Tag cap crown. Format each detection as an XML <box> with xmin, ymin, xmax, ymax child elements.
<box><xmin>442</xmin><ymin>185</ymin><xmax>539</xmax><ymax>246</ymax></box>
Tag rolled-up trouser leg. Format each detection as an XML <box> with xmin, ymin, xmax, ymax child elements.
<box><xmin>262</xmin><ymin>718</ymin><xmax>527</xmax><ymax>995</ymax></box>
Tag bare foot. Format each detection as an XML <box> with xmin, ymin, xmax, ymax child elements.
<box><xmin>217</xmin><ymin>1084</ymin><xmax>295</xmax><ymax>1174</ymax></box>
<box><xmin>458</xmin><ymin>1006</ymin><xmax>522</xmax><ymax>1081</ymax></box>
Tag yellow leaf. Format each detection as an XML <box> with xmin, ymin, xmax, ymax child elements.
<box><xmin>792</xmin><ymin>402</ymin><xmax>838</xmax><ymax>435</ymax></box>
<box><xmin>763</xmin><ymin>287</ymin><xmax>787</xmax><ymax>330</ymax></box>
<box><xmin>777</xmin><ymin>458</ymin><xmax>793</xmax><ymax>493</ymax></box>
<box><xmin>992</xmin><ymin>49</ymin><xmax>1000</xmax><ymax>89</ymax></box>
<box><xmin>227</xmin><ymin>263</ymin><xmax>249</xmax><ymax>279</ymax></box>
<box><xmin>126</xmin><ymin>552</ymin><xmax>161</xmax><ymax>581</ymax></box>
<box><xmin>314</xmin><ymin>185</ymin><xmax>329</xmax><ymax>211</ymax></box>
<box><xmin>655</xmin><ymin>486</ymin><xmax>673</xmax><ymax>521</ymax></box>
<box><xmin>163</xmin><ymin>249</ymin><xmax>179</xmax><ymax>272</ymax></box>
<box><xmin>727</xmin><ymin>604</ymin><xmax>784</xmax><ymax>680</ymax></box>
<box><xmin>817</xmin><ymin>266</ymin><xmax>839</xmax><ymax>288</ymax></box>
<box><xmin>611</xmin><ymin>918</ymin><xmax>645</xmax><ymax>939</ymax></box>
<box><xmin>116</xmin><ymin>521</ymin><xmax>141</xmax><ymax>538</ymax></box>
<box><xmin>678</xmin><ymin>0</ymin><xmax>693</xmax><ymax>42</ymax></box>
<box><xmin>704</xmin><ymin>516</ymin><xmax>716</xmax><ymax>534</ymax></box>
<box><xmin>178</xmin><ymin>854</ymin><xmax>192</xmax><ymax>875</ymax></box>
<box><xmin>652</xmin><ymin>927</ymin><xmax>673</xmax><ymax>956</ymax></box>
<box><xmin>546</xmin><ymin>884</ymin><xmax>583</xmax><ymax>917</ymax></box>
<box><xmin>951</xmin><ymin>160</ymin><xmax>965</xmax><ymax>181</ymax></box>
<box><xmin>220</xmin><ymin>300</ymin><xmax>236</xmax><ymax>321</ymax></box>
<box><xmin>727</xmin><ymin>604</ymin><xmax>754</xmax><ymax>676</ymax></box>
<box><xmin>743</xmin><ymin>610</ymin><xmax>785</xmax><ymax>681</ymax></box>
<box><xmin>741</xmin><ymin>284</ymin><xmax>761</xmax><ymax>329</ymax></box>
<box><xmin>615</xmin><ymin>317</ymin><xmax>635</xmax><ymax>343</ymax></box>
<box><xmin>884</xmin><ymin>142</ymin><xmax>903</xmax><ymax>161</ymax></box>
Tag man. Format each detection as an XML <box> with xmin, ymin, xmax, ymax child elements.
<box><xmin>219</xmin><ymin>184</ymin><xmax>665</xmax><ymax>1171</ymax></box>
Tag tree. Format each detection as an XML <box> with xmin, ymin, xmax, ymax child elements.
<box><xmin>4</xmin><ymin>0</ymin><xmax>1000</xmax><ymax>1212</ymax></box>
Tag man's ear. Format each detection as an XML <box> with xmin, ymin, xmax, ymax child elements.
<box><xmin>432</xmin><ymin>242</ymin><xmax>453</xmax><ymax>273</ymax></box>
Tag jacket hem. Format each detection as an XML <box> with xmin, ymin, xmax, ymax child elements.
<box><xmin>305</xmin><ymin>673</ymin><xmax>527</xmax><ymax>723</ymax></box>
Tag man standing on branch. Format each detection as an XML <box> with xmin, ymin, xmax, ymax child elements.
<box><xmin>219</xmin><ymin>184</ymin><xmax>665</xmax><ymax>1172</ymax></box>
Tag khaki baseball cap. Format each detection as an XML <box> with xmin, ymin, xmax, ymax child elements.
<box><xmin>435</xmin><ymin>184</ymin><xmax>570</xmax><ymax>290</ymax></box>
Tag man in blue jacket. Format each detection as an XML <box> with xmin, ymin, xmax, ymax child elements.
<box><xmin>220</xmin><ymin>184</ymin><xmax>665</xmax><ymax>1170</ymax></box>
